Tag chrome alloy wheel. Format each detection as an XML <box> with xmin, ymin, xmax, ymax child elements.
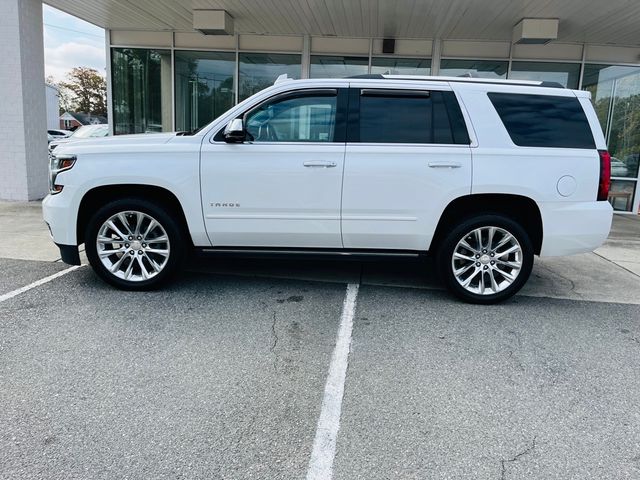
<box><xmin>96</xmin><ymin>211</ymin><xmax>170</xmax><ymax>282</ymax></box>
<box><xmin>451</xmin><ymin>226</ymin><xmax>523</xmax><ymax>296</ymax></box>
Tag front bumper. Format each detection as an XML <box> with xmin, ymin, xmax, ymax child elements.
<box><xmin>43</xmin><ymin>189</ymin><xmax>81</xmax><ymax>265</ymax></box>
<box><xmin>42</xmin><ymin>189</ymin><xmax>78</xmax><ymax>246</ymax></box>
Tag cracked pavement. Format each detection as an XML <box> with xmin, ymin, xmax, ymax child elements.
<box><xmin>500</xmin><ymin>437</ymin><xmax>536</xmax><ymax>480</ymax></box>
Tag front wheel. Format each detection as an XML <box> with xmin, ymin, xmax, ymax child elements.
<box><xmin>436</xmin><ymin>215</ymin><xmax>534</xmax><ymax>304</ymax></box>
<box><xmin>85</xmin><ymin>198</ymin><xmax>187</xmax><ymax>290</ymax></box>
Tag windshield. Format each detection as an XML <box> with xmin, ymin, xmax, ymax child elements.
<box><xmin>71</xmin><ymin>125</ymin><xmax>109</xmax><ymax>138</ymax></box>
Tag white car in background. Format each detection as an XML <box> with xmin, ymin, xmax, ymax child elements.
<box><xmin>48</xmin><ymin>129</ymin><xmax>72</xmax><ymax>139</ymax></box>
<box><xmin>48</xmin><ymin>124</ymin><xmax>109</xmax><ymax>154</ymax></box>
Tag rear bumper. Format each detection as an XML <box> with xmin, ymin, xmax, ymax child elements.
<box><xmin>539</xmin><ymin>200</ymin><xmax>613</xmax><ymax>256</ymax></box>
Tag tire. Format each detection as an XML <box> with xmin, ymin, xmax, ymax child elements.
<box><xmin>436</xmin><ymin>214</ymin><xmax>534</xmax><ymax>304</ymax></box>
<box><xmin>85</xmin><ymin>198</ymin><xmax>187</xmax><ymax>290</ymax></box>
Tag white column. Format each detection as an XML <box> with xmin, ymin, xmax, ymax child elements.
<box><xmin>0</xmin><ymin>0</ymin><xmax>48</xmax><ymax>201</ymax></box>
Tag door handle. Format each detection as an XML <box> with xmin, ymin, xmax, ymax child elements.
<box><xmin>428</xmin><ymin>161</ymin><xmax>462</xmax><ymax>169</ymax></box>
<box><xmin>303</xmin><ymin>161</ymin><xmax>337</xmax><ymax>168</ymax></box>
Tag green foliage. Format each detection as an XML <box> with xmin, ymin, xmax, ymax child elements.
<box><xmin>59</xmin><ymin>67</ymin><xmax>107</xmax><ymax>117</ymax></box>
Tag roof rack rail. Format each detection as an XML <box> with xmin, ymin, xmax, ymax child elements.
<box><xmin>347</xmin><ymin>74</ymin><xmax>384</xmax><ymax>79</ymax></box>
<box><xmin>539</xmin><ymin>81</ymin><xmax>565</xmax><ymax>88</ymax></box>
<box><xmin>346</xmin><ymin>74</ymin><xmax>566</xmax><ymax>89</ymax></box>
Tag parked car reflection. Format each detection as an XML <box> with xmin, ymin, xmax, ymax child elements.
<box><xmin>611</xmin><ymin>157</ymin><xmax>629</xmax><ymax>177</ymax></box>
<box><xmin>48</xmin><ymin>124</ymin><xmax>109</xmax><ymax>155</ymax></box>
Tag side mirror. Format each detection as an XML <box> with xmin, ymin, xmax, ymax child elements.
<box><xmin>223</xmin><ymin>118</ymin><xmax>246</xmax><ymax>143</ymax></box>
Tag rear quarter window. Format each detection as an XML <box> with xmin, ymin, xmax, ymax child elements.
<box><xmin>487</xmin><ymin>92</ymin><xmax>595</xmax><ymax>149</ymax></box>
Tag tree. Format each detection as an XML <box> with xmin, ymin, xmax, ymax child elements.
<box><xmin>59</xmin><ymin>67</ymin><xmax>107</xmax><ymax>117</ymax></box>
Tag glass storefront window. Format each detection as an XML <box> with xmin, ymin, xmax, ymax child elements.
<box><xmin>111</xmin><ymin>48</ymin><xmax>172</xmax><ymax>135</ymax></box>
<box><xmin>175</xmin><ymin>50</ymin><xmax>235</xmax><ymax>132</ymax></box>
<box><xmin>509</xmin><ymin>61</ymin><xmax>580</xmax><ymax>89</ymax></box>
<box><xmin>583</xmin><ymin>64</ymin><xmax>640</xmax><ymax>212</ymax></box>
<box><xmin>608</xmin><ymin>180</ymin><xmax>637</xmax><ymax>212</ymax></box>
<box><xmin>239</xmin><ymin>53</ymin><xmax>301</xmax><ymax>101</ymax></box>
<box><xmin>439</xmin><ymin>59</ymin><xmax>508</xmax><ymax>79</ymax></box>
<box><xmin>310</xmin><ymin>55</ymin><xmax>368</xmax><ymax>78</ymax></box>
<box><xmin>371</xmin><ymin>57</ymin><xmax>431</xmax><ymax>75</ymax></box>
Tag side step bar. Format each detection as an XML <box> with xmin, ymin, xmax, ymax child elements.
<box><xmin>194</xmin><ymin>246</ymin><xmax>426</xmax><ymax>262</ymax></box>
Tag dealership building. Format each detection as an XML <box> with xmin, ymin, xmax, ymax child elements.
<box><xmin>2</xmin><ymin>0</ymin><xmax>640</xmax><ymax>213</ymax></box>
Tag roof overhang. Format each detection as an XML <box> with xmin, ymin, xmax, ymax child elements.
<box><xmin>44</xmin><ymin>0</ymin><xmax>640</xmax><ymax>46</ymax></box>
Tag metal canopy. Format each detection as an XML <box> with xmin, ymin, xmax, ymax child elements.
<box><xmin>45</xmin><ymin>0</ymin><xmax>640</xmax><ymax>45</ymax></box>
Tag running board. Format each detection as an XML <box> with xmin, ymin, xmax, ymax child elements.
<box><xmin>194</xmin><ymin>246</ymin><xmax>425</xmax><ymax>261</ymax></box>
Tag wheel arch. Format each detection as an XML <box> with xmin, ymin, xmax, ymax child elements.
<box><xmin>77</xmin><ymin>184</ymin><xmax>193</xmax><ymax>246</ymax></box>
<box><xmin>430</xmin><ymin>194</ymin><xmax>543</xmax><ymax>255</ymax></box>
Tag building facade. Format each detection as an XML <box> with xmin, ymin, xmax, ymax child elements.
<box><xmin>106</xmin><ymin>32</ymin><xmax>640</xmax><ymax>213</ymax></box>
<box><xmin>1</xmin><ymin>0</ymin><xmax>639</xmax><ymax>213</ymax></box>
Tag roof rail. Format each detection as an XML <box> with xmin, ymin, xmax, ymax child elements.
<box><xmin>347</xmin><ymin>74</ymin><xmax>566</xmax><ymax>89</ymax></box>
<box><xmin>347</xmin><ymin>74</ymin><xmax>385</xmax><ymax>79</ymax></box>
<box><xmin>539</xmin><ymin>81</ymin><xmax>565</xmax><ymax>88</ymax></box>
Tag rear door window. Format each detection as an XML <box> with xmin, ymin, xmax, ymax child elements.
<box><xmin>488</xmin><ymin>92</ymin><xmax>595</xmax><ymax>149</ymax></box>
<box><xmin>354</xmin><ymin>89</ymin><xmax>470</xmax><ymax>144</ymax></box>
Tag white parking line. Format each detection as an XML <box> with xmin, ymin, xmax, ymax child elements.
<box><xmin>0</xmin><ymin>265</ymin><xmax>83</xmax><ymax>303</ymax></box>
<box><xmin>306</xmin><ymin>283</ymin><xmax>360</xmax><ymax>480</ymax></box>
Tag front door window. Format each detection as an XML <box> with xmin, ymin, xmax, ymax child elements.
<box><xmin>245</xmin><ymin>93</ymin><xmax>337</xmax><ymax>142</ymax></box>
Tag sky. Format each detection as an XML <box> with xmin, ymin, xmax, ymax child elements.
<box><xmin>43</xmin><ymin>4</ymin><xmax>106</xmax><ymax>82</ymax></box>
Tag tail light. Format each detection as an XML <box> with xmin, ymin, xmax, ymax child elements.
<box><xmin>597</xmin><ymin>150</ymin><xmax>611</xmax><ymax>201</ymax></box>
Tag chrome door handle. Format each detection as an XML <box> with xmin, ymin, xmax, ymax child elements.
<box><xmin>428</xmin><ymin>161</ymin><xmax>462</xmax><ymax>168</ymax></box>
<box><xmin>303</xmin><ymin>161</ymin><xmax>337</xmax><ymax>168</ymax></box>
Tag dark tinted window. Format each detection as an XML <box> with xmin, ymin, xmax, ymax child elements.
<box><xmin>358</xmin><ymin>90</ymin><xmax>470</xmax><ymax>144</ymax></box>
<box><xmin>488</xmin><ymin>92</ymin><xmax>595</xmax><ymax>149</ymax></box>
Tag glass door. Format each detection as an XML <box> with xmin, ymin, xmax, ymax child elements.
<box><xmin>583</xmin><ymin>64</ymin><xmax>640</xmax><ymax>213</ymax></box>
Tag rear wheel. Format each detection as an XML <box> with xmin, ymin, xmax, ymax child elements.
<box><xmin>436</xmin><ymin>214</ymin><xmax>534</xmax><ymax>304</ymax></box>
<box><xmin>85</xmin><ymin>198</ymin><xmax>186</xmax><ymax>290</ymax></box>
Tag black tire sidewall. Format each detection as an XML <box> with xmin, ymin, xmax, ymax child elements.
<box><xmin>85</xmin><ymin>198</ymin><xmax>186</xmax><ymax>290</ymax></box>
<box><xmin>437</xmin><ymin>214</ymin><xmax>534</xmax><ymax>304</ymax></box>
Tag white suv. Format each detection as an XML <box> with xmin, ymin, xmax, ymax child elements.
<box><xmin>43</xmin><ymin>75</ymin><xmax>613</xmax><ymax>303</ymax></box>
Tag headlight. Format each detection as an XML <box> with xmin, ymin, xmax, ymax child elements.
<box><xmin>49</xmin><ymin>154</ymin><xmax>76</xmax><ymax>194</ymax></box>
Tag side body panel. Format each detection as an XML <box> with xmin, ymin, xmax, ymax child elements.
<box><xmin>42</xmin><ymin>135</ymin><xmax>209</xmax><ymax>247</ymax></box>
<box><xmin>454</xmin><ymin>83</ymin><xmax>613</xmax><ymax>256</ymax></box>
<box><xmin>199</xmin><ymin>82</ymin><xmax>349</xmax><ymax>248</ymax></box>
<box><xmin>342</xmin><ymin>144</ymin><xmax>472</xmax><ymax>250</ymax></box>
<box><xmin>199</xmin><ymin>142</ymin><xmax>345</xmax><ymax>247</ymax></box>
<box><xmin>341</xmin><ymin>81</ymin><xmax>473</xmax><ymax>250</ymax></box>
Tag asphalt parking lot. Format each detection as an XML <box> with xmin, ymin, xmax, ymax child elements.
<box><xmin>1</xmin><ymin>209</ymin><xmax>640</xmax><ymax>479</ymax></box>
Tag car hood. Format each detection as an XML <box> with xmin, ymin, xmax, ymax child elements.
<box><xmin>52</xmin><ymin>132</ymin><xmax>179</xmax><ymax>152</ymax></box>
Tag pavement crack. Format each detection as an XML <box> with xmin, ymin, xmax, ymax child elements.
<box><xmin>593</xmin><ymin>251</ymin><xmax>640</xmax><ymax>278</ymax></box>
<box><xmin>270</xmin><ymin>311</ymin><xmax>279</xmax><ymax>352</ymax></box>
<box><xmin>508</xmin><ymin>329</ymin><xmax>522</xmax><ymax>347</ymax></box>
<box><xmin>500</xmin><ymin>436</ymin><xmax>537</xmax><ymax>480</ymax></box>
<box><xmin>537</xmin><ymin>264</ymin><xmax>581</xmax><ymax>297</ymax></box>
